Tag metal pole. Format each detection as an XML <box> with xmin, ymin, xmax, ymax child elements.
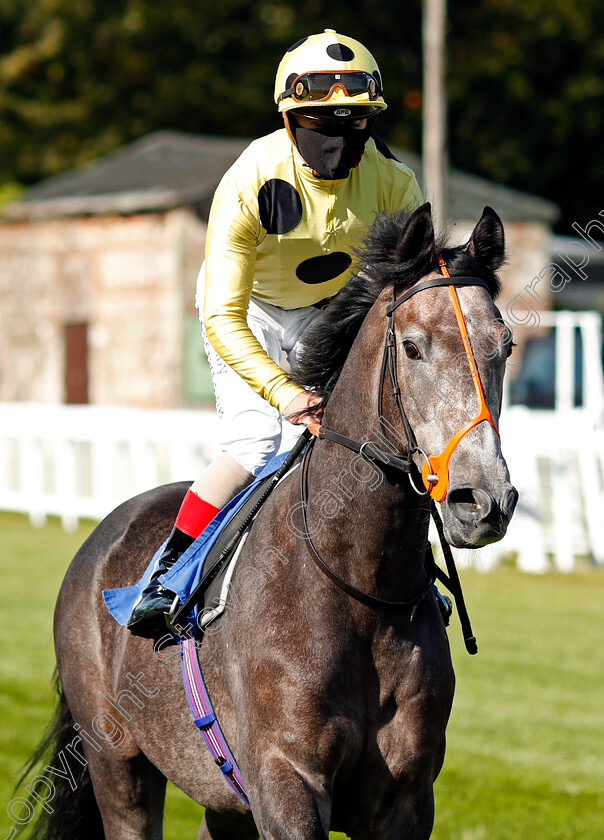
<box><xmin>422</xmin><ymin>0</ymin><xmax>448</xmax><ymax>233</ymax></box>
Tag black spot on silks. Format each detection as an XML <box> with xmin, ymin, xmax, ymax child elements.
<box><xmin>287</xmin><ymin>37</ymin><xmax>308</xmax><ymax>52</ymax></box>
<box><xmin>326</xmin><ymin>43</ymin><xmax>355</xmax><ymax>62</ymax></box>
<box><xmin>258</xmin><ymin>179</ymin><xmax>303</xmax><ymax>235</ymax></box>
<box><xmin>296</xmin><ymin>252</ymin><xmax>352</xmax><ymax>284</ymax></box>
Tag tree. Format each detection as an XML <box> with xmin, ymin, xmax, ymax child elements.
<box><xmin>447</xmin><ymin>0</ymin><xmax>604</xmax><ymax>231</ymax></box>
<box><xmin>0</xmin><ymin>0</ymin><xmax>423</xmax><ymax>184</ymax></box>
<box><xmin>1</xmin><ymin>0</ymin><xmax>602</xmax><ymax>233</ymax></box>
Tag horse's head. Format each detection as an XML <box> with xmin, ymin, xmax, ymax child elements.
<box><xmin>292</xmin><ymin>202</ymin><xmax>518</xmax><ymax>549</ymax></box>
<box><xmin>382</xmin><ymin>203</ymin><xmax>517</xmax><ymax>548</ymax></box>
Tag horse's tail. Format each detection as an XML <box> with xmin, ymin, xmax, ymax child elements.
<box><xmin>15</xmin><ymin>671</ymin><xmax>104</xmax><ymax>840</ymax></box>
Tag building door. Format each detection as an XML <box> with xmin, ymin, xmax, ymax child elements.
<box><xmin>64</xmin><ymin>322</ymin><xmax>89</xmax><ymax>404</ymax></box>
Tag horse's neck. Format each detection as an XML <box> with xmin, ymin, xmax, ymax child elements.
<box><xmin>307</xmin><ymin>304</ymin><xmax>431</xmax><ymax>602</ymax></box>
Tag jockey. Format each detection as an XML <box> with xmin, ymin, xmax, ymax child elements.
<box><xmin>127</xmin><ymin>29</ymin><xmax>427</xmax><ymax>637</ymax></box>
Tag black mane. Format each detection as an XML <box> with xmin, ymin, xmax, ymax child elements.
<box><xmin>291</xmin><ymin>210</ymin><xmax>502</xmax><ymax>403</ymax></box>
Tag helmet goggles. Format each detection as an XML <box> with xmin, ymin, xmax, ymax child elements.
<box><xmin>278</xmin><ymin>71</ymin><xmax>381</xmax><ymax>105</ymax></box>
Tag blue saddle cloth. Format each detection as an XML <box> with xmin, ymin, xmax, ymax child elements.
<box><xmin>102</xmin><ymin>451</ymin><xmax>290</xmax><ymax>627</ymax></box>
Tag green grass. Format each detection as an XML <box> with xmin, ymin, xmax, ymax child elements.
<box><xmin>0</xmin><ymin>512</ymin><xmax>602</xmax><ymax>838</ymax></box>
<box><xmin>433</xmin><ymin>566</ymin><xmax>604</xmax><ymax>840</ymax></box>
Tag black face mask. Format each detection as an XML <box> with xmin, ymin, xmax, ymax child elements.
<box><xmin>290</xmin><ymin>117</ymin><xmax>375</xmax><ymax>179</ymax></box>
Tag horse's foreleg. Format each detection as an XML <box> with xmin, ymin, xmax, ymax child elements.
<box><xmin>85</xmin><ymin>749</ymin><xmax>167</xmax><ymax>840</ymax></box>
<box><xmin>358</xmin><ymin>786</ymin><xmax>436</xmax><ymax>840</ymax></box>
<box><xmin>197</xmin><ymin>809</ymin><xmax>260</xmax><ymax>840</ymax></box>
<box><xmin>247</xmin><ymin>755</ymin><xmax>331</xmax><ymax>840</ymax></box>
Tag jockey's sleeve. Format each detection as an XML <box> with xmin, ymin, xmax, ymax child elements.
<box><xmin>203</xmin><ymin>180</ymin><xmax>304</xmax><ymax>415</ymax></box>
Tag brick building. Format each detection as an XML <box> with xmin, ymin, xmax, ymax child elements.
<box><xmin>0</xmin><ymin>130</ymin><xmax>559</xmax><ymax>408</ymax></box>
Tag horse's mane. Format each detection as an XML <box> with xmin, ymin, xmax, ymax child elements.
<box><xmin>291</xmin><ymin>210</ymin><xmax>502</xmax><ymax>404</ymax></box>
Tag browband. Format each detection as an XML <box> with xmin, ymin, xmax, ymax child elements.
<box><xmin>386</xmin><ymin>277</ymin><xmax>491</xmax><ymax>315</ymax></box>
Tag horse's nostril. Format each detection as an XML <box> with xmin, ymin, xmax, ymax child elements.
<box><xmin>503</xmin><ymin>486</ymin><xmax>519</xmax><ymax>519</ymax></box>
<box><xmin>447</xmin><ymin>487</ymin><xmax>492</xmax><ymax>524</ymax></box>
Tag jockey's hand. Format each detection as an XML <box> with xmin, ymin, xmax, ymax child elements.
<box><xmin>283</xmin><ymin>390</ymin><xmax>324</xmax><ymax>428</ymax></box>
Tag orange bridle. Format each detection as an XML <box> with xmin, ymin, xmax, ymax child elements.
<box><xmin>418</xmin><ymin>257</ymin><xmax>499</xmax><ymax>501</ymax></box>
<box><xmin>307</xmin><ymin>262</ymin><xmax>500</xmax><ymax>504</ymax></box>
<box><xmin>380</xmin><ymin>259</ymin><xmax>499</xmax><ymax>502</ymax></box>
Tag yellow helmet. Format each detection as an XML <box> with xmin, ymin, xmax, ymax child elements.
<box><xmin>274</xmin><ymin>29</ymin><xmax>387</xmax><ymax>117</ymax></box>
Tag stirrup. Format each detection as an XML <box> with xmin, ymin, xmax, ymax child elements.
<box><xmin>434</xmin><ymin>586</ymin><xmax>453</xmax><ymax>627</ymax></box>
<box><xmin>167</xmin><ymin>594</ymin><xmax>184</xmax><ymax>632</ymax></box>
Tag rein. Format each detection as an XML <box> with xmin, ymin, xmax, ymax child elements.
<box><xmin>301</xmin><ymin>266</ymin><xmax>496</xmax><ymax>653</ymax></box>
<box><xmin>299</xmin><ymin>435</ymin><xmax>477</xmax><ymax>653</ymax></box>
<box><xmin>299</xmin><ymin>434</ymin><xmax>436</xmax><ymax>613</ymax></box>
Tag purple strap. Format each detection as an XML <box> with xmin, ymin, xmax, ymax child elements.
<box><xmin>180</xmin><ymin>637</ymin><xmax>249</xmax><ymax>806</ymax></box>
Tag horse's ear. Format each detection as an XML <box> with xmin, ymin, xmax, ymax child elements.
<box><xmin>395</xmin><ymin>202</ymin><xmax>435</xmax><ymax>263</ymax></box>
<box><xmin>467</xmin><ymin>206</ymin><xmax>505</xmax><ymax>271</ymax></box>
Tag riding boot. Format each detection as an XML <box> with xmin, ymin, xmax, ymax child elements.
<box><xmin>127</xmin><ymin>490</ymin><xmax>220</xmax><ymax>638</ymax></box>
<box><xmin>127</xmin><ymin>527</ymin><xmax>194</xmax><ymax>637</ymax></box>
<box><xmin>433</xmin><ymin>585</ymin><xmax>453</xmax><ymax>627</ymax></box>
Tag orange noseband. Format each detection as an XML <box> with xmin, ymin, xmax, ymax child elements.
<box><xmin>420</xmin><ymin>256</ymin><xmax>499</xmax><ymax>501</ymax></box>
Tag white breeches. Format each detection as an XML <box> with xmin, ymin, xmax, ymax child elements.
<box><xmin>195</xmin><ymin>264</ymin><xmax>325</xmax><ymax>476</ymax></box>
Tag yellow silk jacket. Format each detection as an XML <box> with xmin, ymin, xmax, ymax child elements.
<box><xmin>204</xmin><ymin>128</ymin><xmax>422</xmax><ymax>413</ymax></box>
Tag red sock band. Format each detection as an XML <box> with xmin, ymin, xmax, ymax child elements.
<box><xmin>175</xmin><ymin>490</ymin><xmax>220</xmax><ymax>539</ymax></box>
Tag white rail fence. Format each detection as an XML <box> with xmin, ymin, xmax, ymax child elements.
<box><xmin>0</xmin><ymin>403</ymin><xmax>220</xmax><ymax>531</ymax></box>
<box><xmin>1</xmin><ymin>402</ymin><xmax>604</xmax><ymax>572</ymax></box>
<box><xmin>474</xmin><ymin>408</ymin><xmax>604</xmax><ymax>573</ymax></box>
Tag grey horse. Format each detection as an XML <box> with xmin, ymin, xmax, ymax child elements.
<box><xmin>24</xmin><ymin>204</ymin><xmax>516</xmax><ymax>840</ymax></box>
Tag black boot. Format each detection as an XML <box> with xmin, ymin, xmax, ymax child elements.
<box><xmin>127</xmin><ymin>527</ymin><xmax>194</xmax><ymax>638</ymax></box>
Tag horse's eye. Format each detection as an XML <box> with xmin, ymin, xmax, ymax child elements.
<box><xmin>506</xmin><ymin>342</ymin><xmax>516</xmax><ymax>359</ymax></box>
<box><xmin>403</xmin><ymin>341</ymin><xmax>421</xmax><ymax>360</ymax></box>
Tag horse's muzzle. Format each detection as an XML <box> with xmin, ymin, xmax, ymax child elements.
<box><xmin>442</xmin><ymin>483</ymin><xmax>518</xmax><ymax>548</ymax></box>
